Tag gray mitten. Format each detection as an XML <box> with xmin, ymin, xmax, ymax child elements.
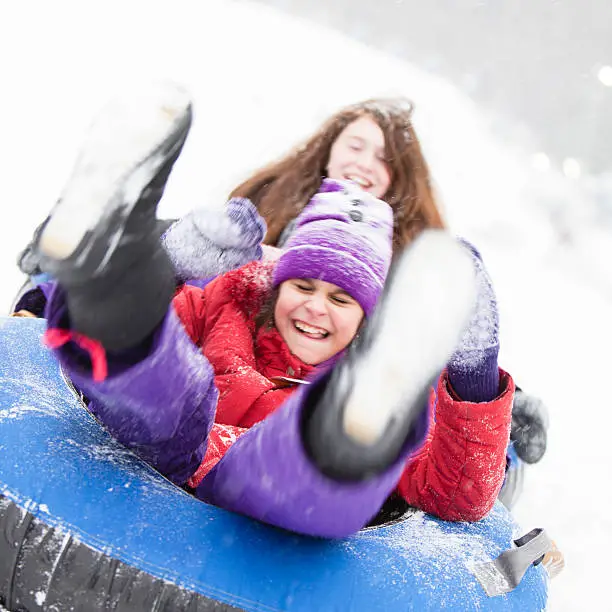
<box><xmin>162</xmin><ymin>197</ymin><xmax>266</xmax><ymax>281</ymax></box>
<box><xmin>447</xmin><ymin>240</ymin><xmax>500</xmax><ymax>403</ymax></box>
<box><xmin>17</xmin><ymin>238</ymin><xmax>43</xmax><ymax>276</ymax></box>
<box><xmin>511</xmin><ymin>389</ymin><xmax>549</xmax><ymax>464</ymax></box>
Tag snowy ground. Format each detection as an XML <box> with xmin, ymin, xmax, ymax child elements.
<box><xmin>1</xmin><ymin>1</ymin><xmax>610</xmax><ymax>609</ymax></box>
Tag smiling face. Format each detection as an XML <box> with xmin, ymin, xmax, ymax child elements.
<box><xmin>326</xmin><ymin>115</ymin><xmax>391</xmax><ymax>198</ymax></box>
<box><xmin>274</xmin><ymin>278</ymin><xmax>364</xmax><ymax>365</ymax></box>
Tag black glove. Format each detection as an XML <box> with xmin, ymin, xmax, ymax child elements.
<box><xmin>511</xmin><ymin>388</ymin><xmax>549</xmax><ymax>464</ymax></box>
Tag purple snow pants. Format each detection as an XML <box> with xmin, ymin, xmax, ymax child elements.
<box><xmin>46</xmin><ymin>286</ymin><xmax>414</xmax><ymax>538</ymax></box>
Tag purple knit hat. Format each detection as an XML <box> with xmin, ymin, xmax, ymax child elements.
<box><xmin>273</xmin><ymin>179</ymin><xmax>393</xmax><ymax>316</ymax></box>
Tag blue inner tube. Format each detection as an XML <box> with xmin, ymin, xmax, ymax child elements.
<box><xmin>0</xmin><ymin>317</ymin><xmax>548</xmax><ymax>611</ymax></box>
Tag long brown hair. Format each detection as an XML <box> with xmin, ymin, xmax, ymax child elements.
<box><xmin>229</xmin><ymin>98</ymin><xmax>446</xmax><ymax>253</ymax></box>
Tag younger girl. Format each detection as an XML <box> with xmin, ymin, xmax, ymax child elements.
<box><xmin>34</xmin><ymin>83</ymin><xmax>513</xmax><ymax>537</ymax></box>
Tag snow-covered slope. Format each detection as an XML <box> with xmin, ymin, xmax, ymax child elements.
<box><xmin>1</xmin><ymin>1</ymin><xmax>609</xmax><ymax>609</ymax></box>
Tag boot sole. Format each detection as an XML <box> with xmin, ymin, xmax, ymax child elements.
<box><xmin>38</xmin><ymin>81</ymin><xmax>192</xmax><ymax>274</ymax></box>
<box><xmin>342</xmin><ymin>230</ymin><xmax>477</xmax><ymax>445</ymax></box>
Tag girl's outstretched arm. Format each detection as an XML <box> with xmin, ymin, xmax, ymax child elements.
<box><xmin>397</xmin><ymin>239</ymin><xmax>511</xmax><ymax>522</ymax></box>
<box><xmin>396</xmin><ymin>370</ymin><xmax>513</xmax><ymax>522</ymax></box>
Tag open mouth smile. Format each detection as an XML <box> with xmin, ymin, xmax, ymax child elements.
<box><xmin>293</xmin><ymin>320</ymin><xmax>330</xmax><ymax>339</ymax></box>
<box><xmin>344</xmin><ymin>174</ymin><xmax>373</xmax><ymax>190</ymax></box>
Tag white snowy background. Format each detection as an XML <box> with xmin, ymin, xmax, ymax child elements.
<box><xmin>1</xmin><ymin>1</ymin><xmax>610</xmax><ymax>609</ymax></box>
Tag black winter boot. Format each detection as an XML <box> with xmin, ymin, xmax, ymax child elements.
<box><xmin>304</xmin><ymin>231</ymin><xmax>477</xmax><ymax>481</ymax></box>
<box><xmin>35</xmin><ymin>81</ymin><xmax>192</xmax><ymax>351</ymax></box>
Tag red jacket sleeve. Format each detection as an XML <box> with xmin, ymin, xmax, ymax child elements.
<box><xmin>397</xmin><ymin>369</ymin><xmax>514</xmax><ymax>522</ymax></box>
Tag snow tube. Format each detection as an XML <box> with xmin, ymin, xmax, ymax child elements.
<box><xmin>0</xmin><ymin>317</ymin><xmax>549</xmax><ymax>611</ymax></box>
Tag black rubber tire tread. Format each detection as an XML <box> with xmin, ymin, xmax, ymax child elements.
<box><xmin>0</xmin><ymin>495</ymin><xmax>243</xmax><ymax>612</ymax></box>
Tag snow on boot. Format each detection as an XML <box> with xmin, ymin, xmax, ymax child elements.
<box><xmin>305</xmin><ymin>230</ymin><xmax>477</xmax><ymax>481</ymax></box>
<box><xmin>37</xmin><ymin>81</ymin><xmax>192</xmax><ymax>282</ymax></box>
<box><xmin>35</xmin><ymin>81</ymin><xmax>192</xmax><ymax>351</ymax></box>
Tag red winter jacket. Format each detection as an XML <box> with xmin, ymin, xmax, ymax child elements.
<box><xmin>174</xmin><ymin>260</ymin><xmax>513</xmax><ymax>522</ymax></box>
